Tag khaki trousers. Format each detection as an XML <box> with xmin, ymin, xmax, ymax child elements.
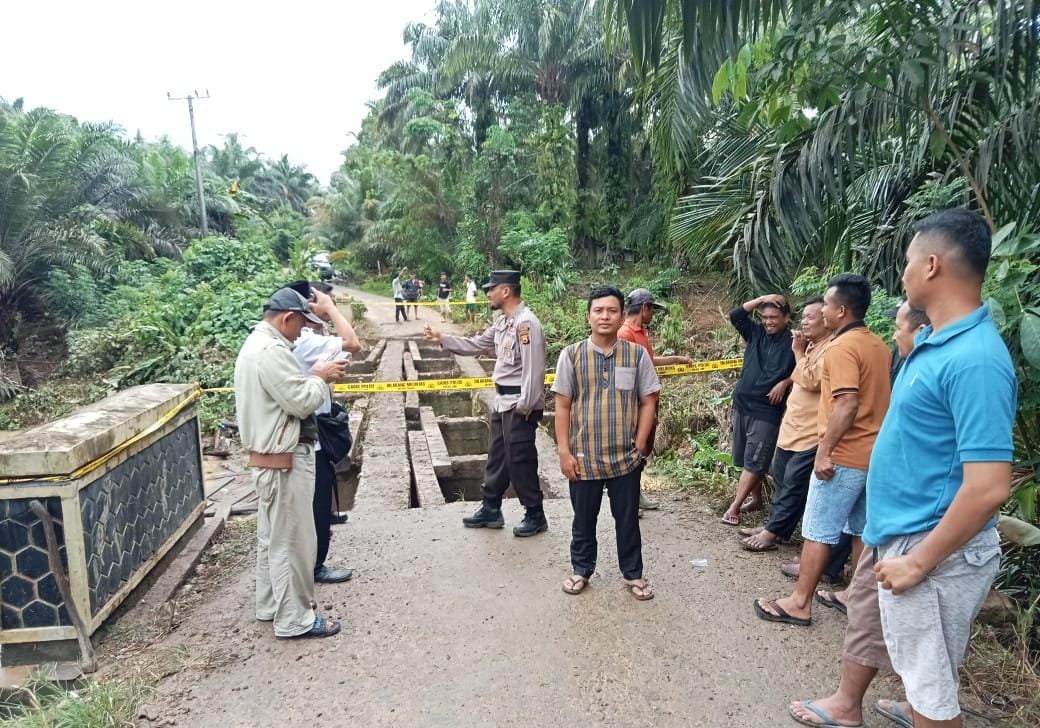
<box><xmin>254</xmin><ymin>444</ymin><xmax>317</xmax><ymax>636</ymax></box>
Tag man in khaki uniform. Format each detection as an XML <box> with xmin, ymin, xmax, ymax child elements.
<box><xmin>424</xmin><ymin>270</ymin><xmax>548</xmax><ymax>537</ymax></box>
<box><xmin>235</xmin><ymin>288</ymin><xmax>347</xmax><ymax>638</ymax></box>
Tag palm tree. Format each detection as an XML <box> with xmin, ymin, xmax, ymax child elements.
<box><xmin>614</xmin><ymin>0</ymin><xmax>1040</xmax><ymax>293</ymax></box>
<box><xmin>255</xmin><ymin>155</ymin><xmax>318</xmax><ymax>212</ymax></box>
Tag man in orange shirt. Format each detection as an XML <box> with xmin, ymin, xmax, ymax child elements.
<box><xmin>618</xmin><ymin>288</ymin><xmax>693</xmax><ymax>510</ymax></box>
<box><xmin>754</xmin><ymin>274</ymin><xmax>891</xmax><ymax>627</ymax></box>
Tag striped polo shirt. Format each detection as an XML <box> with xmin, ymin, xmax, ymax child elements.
<box><xmin>551</xmin><ymin>338</ymin><xmax>661</xmax><ymax>480</ymax></box>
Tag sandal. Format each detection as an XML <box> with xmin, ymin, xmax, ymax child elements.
<box><xmin>815</xmin><ymin>590</ymin><xmax>848</xmax><ymax>615</ymax></box>
<box><xmin>741</xmin><ymin>535</ymin><xmax>778</xmax><ymax>552</ymax></box>
<box><xmin>719</xmin><ymin>512</ymin><xmax>740</xmax><ymax>526</ymax></box>
<box><xmin>562</xmin><ymin>575</ymin><xmax>589</xmax><ymax>595</ymax></box>
<box><xmin>738</xmin><ymin>525</ymin><xmax>764</xmax><ymax>537</ymax></box>
<box><xmin>789</xmin><ymin>700</ymin><xmax>863</xmax><ymax>727</ymax></box>
<box><xmin>283</xmin><ymin>615</ymin><xmax>341</xmax><ymax>639</ymax></box>
<box><xmin>753</xmin><ymin>598</ymin><xmax>811</xmax><ymax>626</ymax></box>
<box><xmin>875</xmin><ymin>699</ymin><xmax>912</xmax><ymax>728</ymax></box>
<box><xmin>623</xmin><ymin>579</ymin><xmax>655</xmax><ymax>601</ymax></box>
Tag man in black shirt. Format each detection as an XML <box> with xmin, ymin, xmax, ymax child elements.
<box><xmin>437</xmin><ymin>272</ymin><xmax>452</xmax><ymax>322</ymax></box>
<box><xmin>721</xmin><ymin>294</ymin><xmax>796</xmax><ymax>525</ymax></box>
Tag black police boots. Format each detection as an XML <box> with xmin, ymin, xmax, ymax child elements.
<box><xmin>462</xmin><ymin>504</ymin><xmax>505</xmax><ymax>529</ymax></box>
<box><xmin>513</xmin><ymin>511</ymin><xmax>548</xmax><ymax>537</ymax></box>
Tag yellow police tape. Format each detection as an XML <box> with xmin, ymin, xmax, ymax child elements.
<box><xmin>0</xmin><ymin>359</ymin><xmax>741</xmax><ymax>485</ymax></box>
<box><xmin>0</xmin><ymin>388</ymin><xmax>202</xmax><ymax>486</ymax></box>
<box><xmin>200</xmin><ymin>358</ymin><xmax>742</xmax><ymax>395</ymax></box>
<box><xmin>343</xmin><ymin>299</ymin><xmax>476</xmax><ymax>306</ymax></box>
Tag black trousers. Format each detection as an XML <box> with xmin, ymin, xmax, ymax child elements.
<box><xmin>394</xmin><ymin>297</ymin><xmax>406</xmax><ymax>321</ymax></box>
<box><xmin>569</xmin><ymin>467</ymin><xmax>643</xmax><ymax>580</ymax></box>
<box><xmin>313</xmin><ymin>447</ymin><xmax>336</xmax><ymax>570</ymax></box>
<box><xmin>483</xmin><ymin>408</ymin><xmax>543</xmax><ymax>513</ymax></box>
<box><xmin>764</xmin><ymin>447</ymin><xmax>816</xmax><ymax>540</ymax></box>
<box><xmin>826</xmin><ymin>532</ymin><xmax>854</xmax><ymax>579</ymax></box>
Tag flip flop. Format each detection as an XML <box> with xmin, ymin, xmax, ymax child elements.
<box><xmin>719</xmin><ymin>513</ymin><xmax>740</xmax><ymax>526</ymax></box>
<box><xmin>875</xmin><ymin>700</ymin><xmax>912</xmax><ymax>728</ymax></box>
<box><xmin>623</xmin><ymin>579</ymin><xmax>655</xmax><ymax>601</ymax></box>
<box><xmin>789</xmin><ymin>700</ymin><xmax>863</xmax><ymax>727</ymax></box>
<box><xmin>753</xmin><ymin>598</ymin><xmax>811</xmax><ymax>627</ymax></box>
<box><xmin>741</xmin><ymin>536</ymin><xmax>778</xmax><ymax>552</ymax></box>
<box><xmin>815</xmin><ymin>590</ymin><xmax>848</xmax><ymax>615</ymax></box>
<box><xmin>562</xmin><ymin>576</ymin><xmax>589</xmax><ymax>595</ymax></box>
<box><xmin>738</xmin><ymin>526</ymin><xmax>764</xmax><ymax>537</ymax></box>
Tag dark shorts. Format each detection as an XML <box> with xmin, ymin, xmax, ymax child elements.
<box><xmin>466</xmin><ymin>303</ymin><xmax>476</xmax><ymax>313</ymax></box>
<box><xmin>732</xmin><ymin>412</ymin><xmax>779</xmax><ymax>474</ymax></box>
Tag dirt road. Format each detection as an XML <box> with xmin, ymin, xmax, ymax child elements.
<box><xmin>138</xmin><ymin>291</ymin><xmax>991</xmax><ymax>728</ymax></box>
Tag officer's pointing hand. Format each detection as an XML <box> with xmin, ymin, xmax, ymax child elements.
<box><xmin>423</xmin><ymin>325</ymin><xmax>441</xmax><ymax>344</ymax></box>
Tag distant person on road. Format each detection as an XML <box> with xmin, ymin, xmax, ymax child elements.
<box><xmin>290</xmin><ymin>282</ymin><xmax>363</xmax><ymax>586</ymax></box>
<box><xmin>754</xmin><ymin>274</ymin><xmax>891</xmax><ymax>628</ymax></box>
<box><xmin>739</xmin><ymin>296</ymin><xmax>832</xmax><ymax>553</ymax></box>
<box><xmin>553</xmin><ymin>286</ymin><xmax>661</xmax><ymax>600</ymax></box>
<box><xmin>720</xmin><ymin>294</ymin><xmax>795</xmax><ymax>525</ymax></box>
<box><xmin>437</xmin><ymin>272</ymin><xmax>452</xmax><ymax>322</ymax></box>
<box><xmin>464</xmin><ymin>273</ymin><xmax>478</xmax><ymax>323</ymax></box>
<box><xmin>617</xmin><ymin>287</ymin><xmax>693</xmax><ymax>511</ymax></box>
<box><xmin>424</xmin><ymin>270</ymin><xmax>549</xmax><ymax>537</ymax></box>
<box><xmin>403</xmin><ymin>272</ymin><xmax>420</xmax><ymax>320</ymax></box>
<box><xmin>392</xmin><ymin>268</ymin><xmax>407</xmax><ymax>323</ymax></box>
<box><xmin>234</xmin><ymin>287</ymin><xmax>347</xmax><ymax>639</ymax></box>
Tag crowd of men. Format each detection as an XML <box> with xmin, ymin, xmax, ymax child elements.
<box><xmin>235</xmin><ymin>207</ymin><xmax>1016</xmax><ymax>727</ymax></box>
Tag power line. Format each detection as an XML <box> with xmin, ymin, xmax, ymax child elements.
<box><xmin>167</xmin><ymin>90</ymin><xmax>210</xmax><ymax>237</ymax></box>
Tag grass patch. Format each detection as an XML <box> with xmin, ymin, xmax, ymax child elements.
<box><xmin>962</xmin><ymin>625</ymin><xmax>1040</xmax><ymax>726</ymax></box>
<box><xmin>0</xmin><ymin>676</ymin><xmax>152</xmax><ymax>727</ymax></box>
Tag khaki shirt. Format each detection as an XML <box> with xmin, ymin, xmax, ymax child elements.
<box><xmin>234</xmin><ymin>321</ymin><xmax>326</xmax><ymax>454</ymax></box>
<box><xmin>440</xmin><ymin>302</ymin><xmax>546</xmax><ymax>414</ymax></box>
<box><xmin>777</xmin><ymin>338</ymin><xmax>830</xmax><ymax>452</ymax></box>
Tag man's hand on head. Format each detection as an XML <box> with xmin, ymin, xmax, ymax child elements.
<box><xmin>309</xmin><ymin>289</ymin><xmax>336</xmax><ymax>320</ymax></box>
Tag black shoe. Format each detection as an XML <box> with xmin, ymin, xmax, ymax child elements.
<box><xmin>314</xmin><ymin>565</ymin><xmax>354</xmax><ymax>583</ymax></box>
<box><xmin>462</xmin><ymin>505</ymin><xmax>505</xmax><ymax>529</ymax></box>
<box><xmin>513</xmin><ymin>513</ymin><xmax>548</xmax><ymax>537</ymax></box>
<box><xmin>330</xmin><ymin>512</ymin><xmax>349</xmax><ymax>525</ymax></box>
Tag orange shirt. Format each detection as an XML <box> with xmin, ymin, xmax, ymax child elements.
<box><xmin>618</xmin><ymin>320</ymin><xmax>654</xmax><ymax>360</ymax></box>
<box><xmin>777</xmin><ymin>338</ymin><xmax>831</xmax><ymax>452</ymax></box>
<box><xmin>618</xmin><ymin>320</ymin><xmax>658</xmax><ymax>401</ymax></box>
<box><xmin>818</xmin><ymin>324</ymin><xmax>892</xmax><ymax>470</ymax></box>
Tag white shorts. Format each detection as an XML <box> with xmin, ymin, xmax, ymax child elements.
<box><xmin>877</xmin><ymin>527</ymin><xmax>1000</xmax><ymax>720</ymax></box>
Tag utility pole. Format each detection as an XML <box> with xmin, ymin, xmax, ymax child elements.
<box><xmin>167</xmin><ymin>90</ymin><xmax>210</xmax><ymax>237</ymax></box>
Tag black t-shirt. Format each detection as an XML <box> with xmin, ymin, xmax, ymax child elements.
<box><xmin>729</xmin><ymin>307</ymin><xmax>796</xmax><ymax>423</ymax></box>
<box><xmin>438</xmin><ymin>280</ymin><xmax>451</xmax><ymax>299</ymax></box>
<box><xmin>402</xmin><ymin>279</ymin><xmax>419</xmax><ymax>301</ymax></box>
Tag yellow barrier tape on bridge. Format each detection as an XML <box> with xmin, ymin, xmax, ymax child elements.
<box><xmin>200</xmin><ymin>358</ymin><xmax>742</xmax><ymax>395</ymax></box>
<box><xmin>342</xmin><ymin>298</ymin><xmax>476</xmax><ymax>306</ymax></box>
<box><xmin>0</xmin><ymin>387</ymin><xmax>202</xmax><ymax>486</ymax></box>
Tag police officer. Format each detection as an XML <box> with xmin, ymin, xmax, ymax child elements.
<box><xmin>424</xmin><ymin>270</ymin><xmax>548</xmax><ymax>536</ymax></box>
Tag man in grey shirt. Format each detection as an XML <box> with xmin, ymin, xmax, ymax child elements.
<box><xmin>424</xmin><ymin>270</ymin><xmax>548</xmax><ymax>536</ymax></box>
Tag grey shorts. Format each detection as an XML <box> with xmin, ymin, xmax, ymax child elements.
<box><xmin>877</xmin><ymin>527</ymin><xmax>1001</xmax><ymax>721</ymax></box>
<box><xmin>731</xmin><ymin>412</ymin><xmax>779</xmax><ymax>474</ymax></box>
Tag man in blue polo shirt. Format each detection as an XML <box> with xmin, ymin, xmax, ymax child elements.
<box><xmin>868</xmin><ymin>209</ymin><xmax>1017</xmax><ymax>727</ymax></box>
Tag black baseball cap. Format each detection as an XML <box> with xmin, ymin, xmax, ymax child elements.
<box><xmin>266</xmin><ymin>288</ymin><xmax>324</xmax><ymax>324</ymax></box>
<box><xmin>627</xmin><ymin>288</ymin><xmax>666</xmax><ymax>310</ymax></box>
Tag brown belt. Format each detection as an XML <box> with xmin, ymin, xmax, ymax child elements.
<box><xmin>247</xmin><ymin>439</ymin><xmax>314</xmax><ymax>470</ymax></box>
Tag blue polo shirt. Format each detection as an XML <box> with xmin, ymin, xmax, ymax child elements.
<box><xmin>863</xmin><ymin>304</ymin><xmax>1017</xmax><ymax>547</ymax></box>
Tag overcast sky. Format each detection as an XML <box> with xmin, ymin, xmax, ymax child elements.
<box><xmin>2</xmin><ymin>0</ymin><xmax>438</xmax><ymax>184</ymax></box>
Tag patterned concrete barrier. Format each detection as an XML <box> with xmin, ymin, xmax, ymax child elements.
<box><xmin>0</xmin><ymin>384</ymin><xmax>205</xmax><ymax>665</ymax></box>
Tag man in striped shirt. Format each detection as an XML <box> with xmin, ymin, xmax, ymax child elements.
<box><xmin>551</xmin><ymin>286</ymin><xmax>661</xmax><ymax>600</ymax></box>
